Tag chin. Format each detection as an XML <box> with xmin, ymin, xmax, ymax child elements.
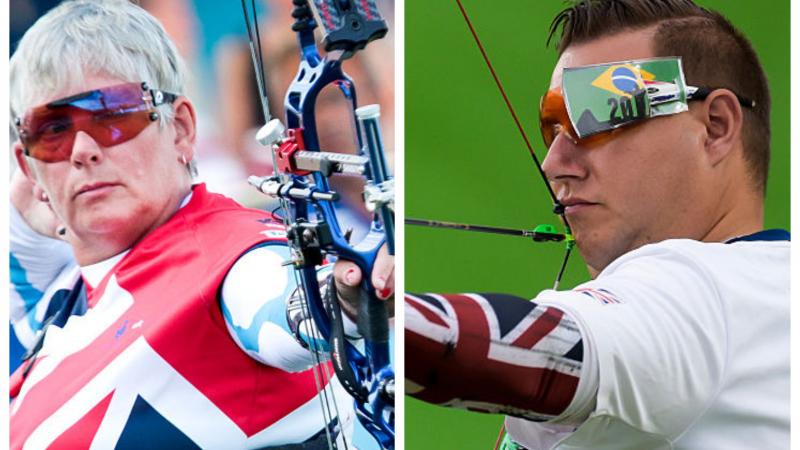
<box><xmin>76</xmin><ymin>208</ymin><xmax>143</xmax><ymax>236</ymax></box>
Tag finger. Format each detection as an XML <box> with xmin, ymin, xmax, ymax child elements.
<box><xmin>374</xmin><ymin>265</ymin><xmax>394</xmax><ymax>301</ymax></box>
<box><xmin>333</xmin><ymin>259</ymin><xmax>363</xmax><ymax>317</ymax></box>
<box><xmin>333</xmin><ymin>258</ymin><xmax>362</xmax><ymax>287</ymax></box>
<box><xmin>372</xmin><ymin>245</ymin><xmax>395</xmax><ymax>300</ymax></box>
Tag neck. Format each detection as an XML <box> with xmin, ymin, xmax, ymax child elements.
<box><xmin>702</xmin><ymin>200</ymin><xmax>764</xmax><ymax>243</ymax></box>
<box><xmin>585</xmin><ymin>185</ymin><xmax>764</xmax><ymax>279</ymax></box>
<box><xmin>701</xmin><ymin>174</ymin><xmax>764</xmax><ymax>243</ymax></box>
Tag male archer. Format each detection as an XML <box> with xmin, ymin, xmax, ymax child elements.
<box><xmin>404</xmin><ymin>1</ymin><xmax>789</xmax><ymax>448</ymax></box>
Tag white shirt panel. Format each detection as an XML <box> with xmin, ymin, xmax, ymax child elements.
<box><xmin>506</xmin><ymin>238</ymin><xmax>789</xmax><ymax>450</ymax></box>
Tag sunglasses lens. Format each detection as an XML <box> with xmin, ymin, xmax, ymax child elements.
<box><xmin>18</xmin><ymin>83</ymin><xmax>156</xmax><ymax>162</ymax></box>
<box><xmin>539</xmin><ymin>88</ymin><xmax>620</xmax><ymax>149</ymax></box>
<box><xmin>539</xmin><ymin>88</ymin><xmax>574</xmax><ymax>148</ymax></box>
<box><xmin>21</xmin><ymin>109</ymin><xmax>78</xmax><ymax>162</ymax></box>
<box><xmin>89</xmin><ymin>110</ymin><xmax>153</xmax><ymax>147</ymax></box>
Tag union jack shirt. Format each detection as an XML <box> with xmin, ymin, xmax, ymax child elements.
<box><xmin>10</xmin><ymin>184</ymin><xmax>349</xmax><ymax>449</ymax></box>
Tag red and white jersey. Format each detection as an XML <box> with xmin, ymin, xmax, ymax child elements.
<box><xmin>10</xmin><ymin>184</ymin><xmax>350</xmax><ymax>449</ymax></box>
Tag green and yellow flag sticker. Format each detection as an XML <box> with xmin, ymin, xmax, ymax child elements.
<box><xmin>562</xmin><ymin>57</ymin><xmax>689</xmax><ymax>139</ymax></box>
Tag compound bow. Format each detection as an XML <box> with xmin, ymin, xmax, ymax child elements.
<box><xmin>241</xmin><ymin>1</ymin><xmax>394</xmax><ymax>449</ymax></box>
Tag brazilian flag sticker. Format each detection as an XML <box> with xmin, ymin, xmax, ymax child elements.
<box><xmin>562</xmin><ymin>57</ymin><xmax>689</xmax><ymax>139</ymax></box>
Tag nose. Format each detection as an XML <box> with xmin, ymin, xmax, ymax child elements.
<box><xmin>70</xmin><ymin>131</ymin><xmax>104</xmax><ymax>167</ymax></box>
<box><xmin>541</xmin><ymin>131</ymin><xmax>586</xmax><ymax>185</ymax></box>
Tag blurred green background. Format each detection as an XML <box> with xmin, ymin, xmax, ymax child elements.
<box><xmin>404</xmin><ymin>0</ymin><xmax>790</xmax><ymax>448</ymax></box>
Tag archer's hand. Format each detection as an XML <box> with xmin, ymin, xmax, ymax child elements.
<box><xmin>11</xmin><ymin>169</ymin><xmax>64</xmax><ymax>239</ymax></box>
<box><xmin>333</xmin><ymin>244</ymin><xmax>395</xmax><ymax>319</ymax></box>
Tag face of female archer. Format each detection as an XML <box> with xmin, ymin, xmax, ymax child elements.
<box><xmin>14</xmin><ymin>73</ymin><xmax>196</xmax><ymax>264</ymax></box>
<box><xmin>542</xmin><ymin>27</ymin><xmax>716</xmax><ymax>276</ymax></box>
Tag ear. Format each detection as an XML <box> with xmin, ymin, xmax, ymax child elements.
<box><xmin>171</xmin><ymin>97</ymin><xmax>197</xmax><ymax>162</ymax></box>
<box><xmin>698</xmin><ymin>89</ymin><xmax>744</xmax><ymax>166</ymax></box>
<box><xmin>14</xmin><ymin>143</ymin><xmax>37</xmax><ymax>183</ymax></box>
<box><xmin>13</xmin><ymin>142</ymin><xmax>50</xmax><ymax>206</ymax></box>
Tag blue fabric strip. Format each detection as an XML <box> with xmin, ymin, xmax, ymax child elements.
<box><xmin>725</xmin><ymin>229</ymin><xmax>790</xmax><ymax>243</ymax></box>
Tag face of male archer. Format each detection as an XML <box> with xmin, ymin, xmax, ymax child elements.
<box><xmin>542</xmin><ymin>27</ymin><xmax>719</xmax><ymax>276</ymax></box>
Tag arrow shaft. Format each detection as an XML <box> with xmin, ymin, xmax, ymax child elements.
<box><xmin>406</xmin><ymin>218</ymin><xmax>532</xmax><ymax>237</ymax></box>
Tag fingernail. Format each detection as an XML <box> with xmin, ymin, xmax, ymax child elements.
<box><xmin>375</xmin><ymin>277</ymin><xmax>392</xmax><ymax>299</ymax></box>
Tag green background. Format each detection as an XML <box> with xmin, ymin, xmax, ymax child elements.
<box><xmin>404</xmin><ymin>1</ymin><xmax>790</xmax><ymax>449</ymax></box>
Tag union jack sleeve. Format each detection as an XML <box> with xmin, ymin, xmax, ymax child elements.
<box><xmin>405</xmin><ymin>293</ymin><xmax>583</xmax><ymax>422</ymax></box>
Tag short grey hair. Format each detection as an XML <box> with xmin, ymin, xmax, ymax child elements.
<box><xmin>10</xmin><ymin>0</ymin><xmax>197</xmax><ymax>175</ymax></box>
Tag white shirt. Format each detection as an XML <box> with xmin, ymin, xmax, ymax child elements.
<box><xmin>9</xmin><ymin>204</ymin><xmax>77</xmax><ymax>349</ymax></box>
<box><xmin>506</xmin><ymin>233</ymin><xmax>790</xmax><ymax>450</ymax></box>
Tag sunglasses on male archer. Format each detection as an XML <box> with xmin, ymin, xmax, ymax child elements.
<box><xmin>539</xmin><ymin>57</ymin><xmax>755</xmax><ymax>149</ymax></box>
<box><xmin>14</xmin><ymin>82</ymin><xmax>178</xmax><ymax>163</ymax></box>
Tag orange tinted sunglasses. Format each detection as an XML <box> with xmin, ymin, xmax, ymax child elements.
<box><xmin>15</xmin><ymin>82</ymin><xmax>177</xmax><ymax>163</ymax></box>
<box><xmin>539</xmin><ymin>87</ymin><xmax>623</xmax><ymax>149</ymax></box>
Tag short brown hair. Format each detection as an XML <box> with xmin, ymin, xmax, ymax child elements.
<box><xmin>549</xmin><ymin>0</ymin><xmax>771</xmax><ymax>194</ymax></box>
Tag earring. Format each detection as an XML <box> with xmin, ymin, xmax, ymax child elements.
<box><xmin>40</xmin><ymin>191</ymin><xmax>49</xmax><ymax>203</ymax></box>
<box><xmin>180</xmin><ymin>154</ymin><xmax>188</xmax><ymax>165</ymax></box>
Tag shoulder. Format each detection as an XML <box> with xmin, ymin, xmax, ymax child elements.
<box><xmin>182</xmin><ymin>184</ymin><xmax>286</xmax><ymax>236</ymax></box>
<box><xmin>222</xmin><ymin>244</ymin><xmax>293</xmax><ymax>315</ymax></box>
<box><xmin>148</xmin><ymin>184</ymin><xmax>288</xmax><ymax>254</ymax></box>
<box><xmin>608</xmin><ymin>236</ymin><xmax>789</xmax><ymax>269</ymax></box>
<box><xmin>599</xmin><ymin>237</ymin><xmax>789</xmax><ymax>295</ymax></box>
<box><xmin>220</xmin><ymin>243</ymin><xmax>293</xmax><ymax>351</ymax></box>
<box><xmin>531</xmin><ymin>237</ymin><xmax>788</xmax><ymax>441</ymax></box>
<box><xmin>219</xmin><ymin>244</ymin><xmax>321</xmax><ymax>371</ymax></box>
